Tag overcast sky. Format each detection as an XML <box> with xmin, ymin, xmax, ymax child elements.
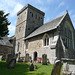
<box><xmin>0</xmin><ymin>0</ymin><xmax>75</xmax><ymax>37</ymax></box>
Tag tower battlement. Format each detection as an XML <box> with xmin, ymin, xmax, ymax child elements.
<box><xmin>17</xmin><ymin>4</ymin><xmax>45</xmax><ymax>16</ymax></box>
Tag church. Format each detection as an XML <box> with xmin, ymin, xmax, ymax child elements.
<box><xmin>15</xmin><ymin>4</ymin><xmax>75</xmax><ymax>64</ymax></box>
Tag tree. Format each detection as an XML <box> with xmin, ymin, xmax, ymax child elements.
<box><xmin>0</xmin><ymin>11</ymin><xmax>11</xmax><ymax>38</ymax></box>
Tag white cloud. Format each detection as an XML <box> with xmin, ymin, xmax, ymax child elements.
<box><xmin>58</xmin><ymin>2</ymin><xmax>65</xmax><ymax>8</ymax></box>
<box><xmin>10</xmin><ymin>3</ymin><xmax>23</xmax><ymax>17</ymax></box>
<box><xmin>39</xmin><ymin>7</ymin><xmax>48</xmax><ymax>12</ymax></box>
<box><xmin>4</xmin><ymin>0</ymin><xmax>16</xmax><ymax>7</ymax></box>
<box><xmin>8</xmin><ymin>24</ymin><xmax>16</xmax><ymax>36</ymax></box>
<box><xmin>0</xmin><ymin>0</ymin><xmax>24</xmax><ymax>17</ymax></box>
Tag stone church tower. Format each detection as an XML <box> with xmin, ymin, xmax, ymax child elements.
<box><xmin>15</xmin><ymin>4</ymin><xmax>45</xmax><ymax>59</ymax></box>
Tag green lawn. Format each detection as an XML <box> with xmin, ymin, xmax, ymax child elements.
<box><xmin>0</xmin><ymin>61</ymin><xmax>53</xmax><ymax>75</ymax></box>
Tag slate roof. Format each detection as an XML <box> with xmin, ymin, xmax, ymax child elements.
<box><xmin>25</xmin><ymin>12</ymin><xmax>67</xmax><ymax>40</ymax></box>
<box><xmin>0</xmin><ymin>37</ymin><xmax>13</xmax><ymax>47</ymax></box>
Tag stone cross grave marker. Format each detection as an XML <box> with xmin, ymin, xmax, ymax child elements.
<box><xmin>42</xmin><ymin>54</ymin><xmax>47</xmax><ymax>65</ymax></box>
<box><xmin>8</xmin><ymin>58</ymin><xmax>16</xmax><ymax>69</ymax></box>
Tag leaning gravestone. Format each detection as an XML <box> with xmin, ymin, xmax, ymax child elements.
<box><xmin>51</xmin><ymin>60</ymin><xmax>62</xmax><ymax>75</ymax></box>
<box><xmin>25</xmin><ymin>54</ymin><xmax>29</xmax><ymax>62</ymax></box>
<box><xmin>29</xmin><ymin>63</ymin><xmax>34</xmax><ymax>71</ymax></box>
<box><xmin>8</xmin><ymin>58</ymin><xmax>16</xmax><ymax>69</ymax></box>
<box><xmin>42</xmin><ymin>54</ymin><xmax>47</xmax><ymax>65</ymax></box>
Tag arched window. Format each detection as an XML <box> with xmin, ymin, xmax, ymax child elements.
<box><xmin>32</xmin><ymin>13</ymin><xmax>33</xmax><ymax>17</ymax></box>
<box><xmin>43</xmin><ymin>34</ymin><xmax>49</xmax><ymax>46</ymax></box>
<box><xmin>26</xmin><ymin>40</ymin><xmax>28</xmax><ymax>49</ymax></box>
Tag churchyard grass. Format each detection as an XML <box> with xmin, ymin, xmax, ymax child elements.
<box><xmin>0</xmin><ymin>61</ymin><xmax>54</xmax><ymax>75</ymax></box>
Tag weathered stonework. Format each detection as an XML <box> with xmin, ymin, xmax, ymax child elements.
<box><xmin>0</xmin><ymin>37</ymin><xmax>13</xmax><ymax>60</ymax></box>
<box><xmin>62</xmin><ymin>58</ymin><xmax>75</xmax><ymax>75</ymax></box>
<box><xmin>15</xmin><ymin>4</ymin><xmax>75</xmax><ymax>64</ymax></box>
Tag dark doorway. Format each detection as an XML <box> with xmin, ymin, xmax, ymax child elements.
<box><xmin>34</xmin><ymin>52</ymin><xmax>37</xmax><ymax>60</ymax></box>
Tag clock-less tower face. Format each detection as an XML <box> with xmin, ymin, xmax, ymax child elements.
<box><xmin>15</xmin><ymin>4</ymin><xmax>45</xmax><ymax>56</ymax></box>
<box><xmin>15</xmin><ymin>4</ymin><xmax>45</xmax><ymax>39</ymax></box>
<box><xmin>25</xmin><ymin>6</ymin><xmax>44</xmax><ymax>37</ymax></box>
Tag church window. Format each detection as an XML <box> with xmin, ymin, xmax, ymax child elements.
<box><xmin>19</xmin><ymin>27</ymin><xmax>21</xmax><ymax>32</ymax></box>
<box><xmin>28</xmin><ymin>28</ymin><xmax>30</xmax><ymax>30</ymax></box>
<box><xmin>26</xmin><ymin>40</ymin><xmax>28</xmax><ymax>49</ymax></box>
<box><xmin>43</xmin><ymin>34</ymin><xmax>49</xmax><ymax>46</ymax></box>
<box><xmin>17</xmin><ymin>42</ymin><xmax>20</xmax><ymax>52</ymax></box>
<box><xmin>32</xmin><ymin>13</ymin><xmax>33</xmax><ymax>17</ymax></box>
<box><xmin>30</xmin><ymin>12</ymin><xmax>31</xmax><ymax>13</ymax></box>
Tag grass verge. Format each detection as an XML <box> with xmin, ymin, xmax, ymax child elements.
<box><xmin>0</xmin><ymin>61</ymin><xmax>53</xmax><ymax>75</ymax></box>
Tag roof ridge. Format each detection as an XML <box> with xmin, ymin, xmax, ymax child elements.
<box><xmin>25</xmin><ymin>11</ymin><xmax>68</xmax><ymax>40</ymax></box>
<box><xmin>56</xmin><ymin>11</ymin><xmax>68</xmax><ymax>27</ymax></box>
<box><xmin>44</xmin><ymin>15</ymin><xmax>64</xmax><ymax>25</ymax></box>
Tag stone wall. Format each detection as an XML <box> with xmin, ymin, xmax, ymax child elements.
<box><xmin>0</xmin><ymin>45</ymin><xmax>13</xmax><ymax>55</ymax></box>
<box><xmin>25</xmin><ymin>31</ymin><xmax>59</xmax><ymax>64</ymax></box>
<box><xmin>62</xmin><ymin>58</ymin><xmax>75</xmax><ymax>75</ymax></box>
<box><xmin>15</xmin><ymin>4</ymin><xmax>44</xmax><ymax>59</ymax></box>
<box><xmin>25</xmin><ymin>7</ymin><xmax>44</xmax><ymax>37</ymax></box>
<box><xmin>0</xmin><ymin>45</ymin><xmax>13</xmax><ymax>60</ymax></box>
<box><xmin>15</xmin><ymin>38</ymin><xmax>25</xmax><ymax>58</ymax></box>
<box><xmin>60</xmin><ymin>13</ymin><xmax>74</xmax><ymax>50</ymax></box>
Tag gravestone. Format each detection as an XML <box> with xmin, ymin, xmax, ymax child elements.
<box><xmin>6</xmin><ymin>54</ymin><xmax>12</xmax><ymax>63</ymax></box>
<box><xmin>18</xmin><ymin>52</ymin><xmax>23</xmax><ymax>62</ymax></box>
<box><xmin>18</xmin><ymin>52</ymin><xmax>21</xmax><ymax>61</ymax></box>
<box><xmin>63</xmin><ymin>63</ymin><xmax>69</xmax><ymax>71</ymax></box>
<box><xmin>29</xmin><ymin>63</ymin><xmax>34</xmax><ymax>71</ymax></box>
<box><xmin>1</xmin><ymin>54</ymin><xmax>6</xmax><ymax>61</ymax></box>
<box><xmin>42</xmin><ymin>54</ymin><xmax>47</xmax><ymax>65</ymax></box>
<box><xmin>8</xmin><ymin>58</ymin><xmax>16</xmax><ymax>69</ymax></box>
<box><xmin>51</xmin><ymin>60</ymin><xmax>62</xmax><ymax>75</ymax></box>
<box><xmin>62</xmin><ymin>58</ymin><xmax>75</xmax><ymax>75</ymax></box>
<box><xmin>25</xmin><ymin>54</ymin><xmax>29</xmax><ymax>62</ymax></box>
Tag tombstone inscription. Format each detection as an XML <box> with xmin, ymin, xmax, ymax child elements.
<box><xmin>42</xmin><ymin>54</ymin><xmax>47</xmax><ymax>65</ymax></box>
